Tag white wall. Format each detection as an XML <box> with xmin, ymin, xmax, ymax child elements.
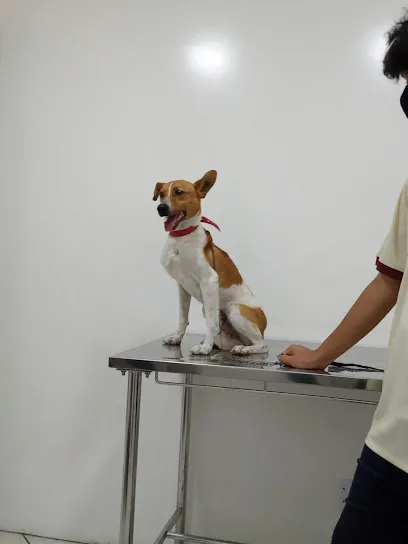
<box><xmin>0</xmin><ymin>1</ymin><xmax>407</xmax><ymax>543</ymax></box>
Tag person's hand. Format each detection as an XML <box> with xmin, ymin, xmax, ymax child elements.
<box><xmin>278</xmin><ymin>345</ymin><xmax>328</xmax><ymax>370</ymax></box>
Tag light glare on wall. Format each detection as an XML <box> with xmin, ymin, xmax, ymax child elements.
<box><xmin>369</xmin><ymin>33</ymin><xmax>387</xmax><ymax>62</ymax></box>
<box><xmin>188</xmin><ymin>42</ymin><xmax>230</xmax><ymax>77</ymax></box>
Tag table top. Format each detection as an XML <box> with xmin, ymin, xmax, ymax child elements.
<box><xmin>109</xmin><ymin>334</ymin><xmax>386</xmax><ymax>393</ymax></box>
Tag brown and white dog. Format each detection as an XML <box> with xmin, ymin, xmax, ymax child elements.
<box><xmin>153</xmin><ymin>170</ymin><xmax>268</xmax><ymax>356</ymax></box>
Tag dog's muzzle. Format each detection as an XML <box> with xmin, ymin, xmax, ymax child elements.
<box><xmin>157</xmin><ymin>203</ymin><xmax>170</xmax><ymax>217</ymax></box>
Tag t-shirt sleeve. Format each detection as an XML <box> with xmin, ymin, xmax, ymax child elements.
<box><xmin>376</xmin><ymin>183</ymin><xmax>408</xmax><ymax>281</ymax></box>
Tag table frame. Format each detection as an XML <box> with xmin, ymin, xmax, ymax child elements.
<box><xmin>117</xmin><ymin>369</ymin><xmax>379</xmax><ymax>544</ymax></box>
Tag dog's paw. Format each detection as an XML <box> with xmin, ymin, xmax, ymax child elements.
<box><xmin>231</xmin><ymin>345</ymin><xmax>249</xmax><ymax>355</ymax></box>
<box><xmin>163</xmin><ymin>333</ymin><xmax>183</xmax><ymax>346</ymax></box>
<box><xmin>231</xmin><ymin>344</ymin><xmax>269</xmax><ymax>355</ymax></box>
<box><xmin>190</xmin><ymin>343</ymin><xmax>213</xmax><ymax>356</ymax></box>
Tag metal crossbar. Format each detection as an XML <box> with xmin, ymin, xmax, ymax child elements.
<box><xmin>153</xmin><ymin>508</ymin><xmax>182</xmax><ymax>544</ymax></box>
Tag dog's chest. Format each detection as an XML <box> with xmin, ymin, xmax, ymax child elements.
<box><xmin>161</xmin><ymin>232</ymin><xmax>207</xmax><ymax>301</ymax></box>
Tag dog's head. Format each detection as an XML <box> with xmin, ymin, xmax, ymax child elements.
<box><xmin>153</xmin><ymin>170</ymin><xmax>217</xmax><ymax>232</ymax></box>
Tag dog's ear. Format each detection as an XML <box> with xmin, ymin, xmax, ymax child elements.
<box><xmin>153</xmin><ymin>182</ymin><xmax>164</xmax><ymax>201</ymax></box>
<box><xmin>194</xmin><ymin>170</ymin><xmax>217</xmax><ymax>199</ymax></box>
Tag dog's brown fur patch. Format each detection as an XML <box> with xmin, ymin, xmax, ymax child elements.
<box><xmin>204</xmin><ymin>232</ymin><xmax>243</xmax><ymax>288</ymax></box>
<box><xmin>238</xmin><ymin>304</ymin><xmax>267</xmax><ymax>336</ymax></box>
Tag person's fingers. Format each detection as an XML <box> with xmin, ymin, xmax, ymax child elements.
<box><xmin>280</xmin><ymin>345</ymin><xmax>295</xmax><ymax>356</ymax></box>
<box><xmin>278</xmin><ymin>353</ymin><xmax>294</xmax><ymax>365</ymax></box>
<box><xmin>280</xmin><ymin>355</ymin><xmax>308</xmax><ymax>369</ymax></box>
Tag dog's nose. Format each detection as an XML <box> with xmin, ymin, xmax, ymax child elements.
<box><xmin>157</xmin><ymin>203</ymin><xmax>170</xmax><ymax>217</ymax></box>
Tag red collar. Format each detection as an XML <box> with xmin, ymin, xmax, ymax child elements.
<box><xmin>169</xmin><ymin>216</ymin><xmax>221</xmax><ymax>238</ymax></box>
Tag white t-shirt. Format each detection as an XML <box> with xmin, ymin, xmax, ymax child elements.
<box><xmin>366</xmin><ymin>179</ymin><xmax>408</xmax><ymax>471</ymax></box>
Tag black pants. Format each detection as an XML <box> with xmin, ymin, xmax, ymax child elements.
<box><xmin>332</xmin><ymin>445</ymin><xmax>408</xmax><ymax>543</ymax></box>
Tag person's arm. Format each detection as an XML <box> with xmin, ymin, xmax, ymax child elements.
<box><xmin>278</xmin><ymin>273</ymin><xmax>400</xmax><ymax>369</ymax></box>
<box><xmin>279</xmin><ymin>181</ymin><xmax>408</xmax><ymax>370</ymax></box>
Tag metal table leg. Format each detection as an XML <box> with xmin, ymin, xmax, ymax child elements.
<box><xmin>175</xmin><ymin>374</ymin><xmax>193</xmax><ymax>543</ymax></box>
<box><xmin>119</xmin><ymin>372</ymin><xmax>143</xmax><ymax>544</ymax></box>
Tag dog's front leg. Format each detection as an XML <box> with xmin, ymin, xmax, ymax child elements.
<box><xmin>163</xmin><ymin>284</ymin><xmax>191</xmax><ymax>346</ymax></box>
<box><xmin>190</xmin><ymin>274</ymin><xmax>219</xmax><ymax>355</ymax></box>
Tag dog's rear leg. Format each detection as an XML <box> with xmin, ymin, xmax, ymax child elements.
<box><xmin>226</xmin><ymin>304</ymin><xmax>268</xmax><ymax>355</ymax></box>
<box><xmin>202</xmin><ymin>308</ymin><xmax>241</xmax><ymax>351</ymax></box>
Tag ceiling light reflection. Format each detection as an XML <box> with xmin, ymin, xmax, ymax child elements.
<box><xmin>188</xmin><ymin>42</ymin><xmax>231</xmax><ymax>78</ymax></box>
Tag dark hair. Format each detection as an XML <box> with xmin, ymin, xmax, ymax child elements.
<box><xmin>383</xmin><ymin>9</ymin><xmax>408</xmax><ymax>80</ymax></box>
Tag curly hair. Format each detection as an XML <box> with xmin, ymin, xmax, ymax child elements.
<box><xmin>383</xmin><ymin>9</ymin><xmax>408</xmax><ymax>80</ymax></box>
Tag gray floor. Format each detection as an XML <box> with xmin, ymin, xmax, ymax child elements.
<box><xmin>0</xmin><ymin>533</ymin><xmax>82</xmax><ymax>544</ymax></box>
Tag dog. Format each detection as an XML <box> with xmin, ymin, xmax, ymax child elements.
<box><xmin>153</xmin><ymin>170</ymin><xmax>268</xmax><ymax>356</ymax></box>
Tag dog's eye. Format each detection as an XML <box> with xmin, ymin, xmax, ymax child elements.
<box><xmin>159</xmin><ymin>191</ymin><xmax>164</xmax><ymax>199</ymax></box>
<box><xmin>175</xmin><ymin>189</ymin><xmax>184</xmax><ymax>196</ymax></box>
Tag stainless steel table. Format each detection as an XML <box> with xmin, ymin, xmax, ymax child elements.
<box><xmin>109</xmin><ymin>334</ymin><xmax>386</xmax><ymax>544</ymax></box>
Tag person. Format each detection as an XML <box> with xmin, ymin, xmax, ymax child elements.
<box><xmin>278</xmin><ymin>11</ymin><xmax>408</xmax><ymax>544</ymax></box>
